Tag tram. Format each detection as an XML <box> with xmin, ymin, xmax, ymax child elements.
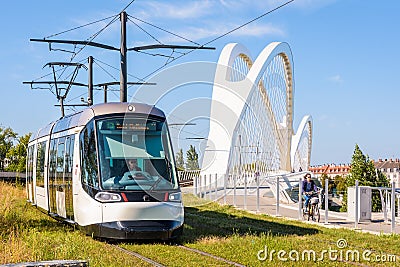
<box><xmin>25</xmin><ymin>102</ymin><xmax>184</xmax><ymax>240</ymax></box>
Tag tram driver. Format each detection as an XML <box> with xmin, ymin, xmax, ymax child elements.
<box><xmin>126</xmin><ymin>158</ymin><xmax>142</xmax><ymax>172</ymax></box>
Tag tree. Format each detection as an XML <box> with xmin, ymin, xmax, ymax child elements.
<box><xmin>175</xmin><ymin>148</ymin><xmax>185</xmax><ymax>171</ymax></box>
<box><xmin>341</xmin><ymin>144</ymin><xmax>389</xmax><ymax>212</ymax></box>
<box><xmin>0</xmin><ymin>126</ymin><xmax>17</xmax><ymax>170</ymax></box>
<box><xmin>334</xmin><ymin>175</ymin><xmax>347</xmax><ymax>195</ymax></box>
<box><xmin>186</xmin><ymin>145</ymin><xmax>199</xmax><ymax>170</ymax></box>
<box><xmin>6</xmin><ymin>133</ymin><xmax>31</xmax><ymax>172</ymax></box>
<box><xmin>320</xmin><ymin>173</ymin><xmax>335</xmax><ymax>193</ymax></box>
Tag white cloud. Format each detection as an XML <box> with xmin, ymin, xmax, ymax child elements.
<box><xmin>158</xmin><ymin>22</ymin><xmax>285</xmax><ymax>44</ymax></box>
<box><xmin>291</xmin><ymin>0</ymin><xmax>338</xmax><ymax>9</ymax></box>
<box><xmin>129</xmin><ymin>0</ymin><xmax>291</xmax><ymax>45</ymax></box>
<box><xmin>232</xmin><ymin>23</ymin><xmax>286</xmax><ymax>37</ymax></box>
<box><xmin>328</xmin><ymin>74</ymin><xmax>343</xmax><ymax>83</ymax></box>
<box><xmin>135</xmin><ymin>1</ymin><xmax>214</xmax><ymax>20</ymax></box>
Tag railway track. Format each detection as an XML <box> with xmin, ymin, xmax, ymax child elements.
<box><xmin>174</xmin><ymin>244</ymin><xmax>246</xmax><ymax>267</ymax></box>
<box><xmin>112</xmin><ymin>245</ymin><xmax>166</xmax><ymax>267</ymax></box>
<box><xmin>109</xmin><ymin>242</ymin><xmax>246</xmax><ymax>267</ymax></box>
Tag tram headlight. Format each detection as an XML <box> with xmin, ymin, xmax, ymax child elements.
<box><xmin>95</xmin><ymin>192</ymin><xmax>122</xmax><ymax>202</ymax></box>
<box><xmin>168</xmin><ymin>192</ymin><xmax>181</xmax><ymax>202</ymax></box>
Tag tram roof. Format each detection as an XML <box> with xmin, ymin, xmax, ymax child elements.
<box><xmin>30</xmin><ymin>102</ymin><xmax>165</xmax><ymax>142</ymax></box>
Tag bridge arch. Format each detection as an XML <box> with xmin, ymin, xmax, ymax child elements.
<box><xmin>291</xmin><ymin>115</ymin><xmax>313</xmax><ymax>172</ymax></box>
<box><xmin>201</xmin><ymin>42</ymin><xmax>311</xmax><ymax>179</ymax></box>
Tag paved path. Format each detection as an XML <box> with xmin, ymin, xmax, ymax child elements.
<box><xmin>183</xmin><ymin>187</ymin><xmax>400</xmax><ymax>235</ymax></box>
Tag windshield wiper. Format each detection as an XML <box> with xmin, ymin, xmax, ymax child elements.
<box><xmin>149</xmin><ymin>176</ymin><xmax>163</xmax><ymax>191</ymax></box>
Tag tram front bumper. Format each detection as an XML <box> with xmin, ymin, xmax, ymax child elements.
<box><xmin>83</xmin><ymin>220</ymin><xmax>184</xmax><ymax>240</ymax></box>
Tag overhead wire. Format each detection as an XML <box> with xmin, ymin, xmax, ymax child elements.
<box><xmin>127</xmin><ymin>17</ymin><xmax>163</xmax><ymax>45</ymax></box>
<box><xmin>45</xmin><ymin>15</ymin><xmax>117</xmax><ymax>39</ymax></box>
<box><xmin>164</xmin><ymin>112</ymin><xmax>209</xmax><ymax>141</ymax></box>
<box><xmin>128</xmin><ymin>15</ymin><xmax>201</xmax><ymax>46</ymax></box>
<box><xmin>30</xmin><ymin>0</ymin><xmax>294</xmax><ymax>115</ymax></box>
<box><xmin>70</xmin><ymin>14</ymin><xmax>120</xmax><ymax>61</ymax></box>
<box><xmin>93</xmin><ymin>59</ymin><xmax>119</xmax><ymax>82</ymax></box>
<box><xmin>69</xmin><ymin>0</ymin><xmax>137</xmax><ymax>61</ymax></box>
<box><xmin>27</xmin><ymin>0</ymin><xmax>138</xmax><ymax>111</ymax></box>
<box><xmin>139</xmin><ymin>0</ymin><xmax>295</xmax><ymax>81</ymax></box>
<box><xmin>125</xmin><ymin>1</ymin><xmax>295</xmax><ymax>144</ymax></box>
<box><xmin>94</xmin><ymin>58</ymin><xmax>146</xmax><ymax>82</ymax></box>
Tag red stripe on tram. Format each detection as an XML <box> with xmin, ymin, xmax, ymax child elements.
<box><xmin>121</xmin><ymin>193</ymin><xmax>128</xmax><ymax>202</ymax></box>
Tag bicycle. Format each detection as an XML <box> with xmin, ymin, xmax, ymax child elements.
<box><xmin>302</xmin><ymin>191</ymin><xmax>320</xmax><ymax>222</ymax></box>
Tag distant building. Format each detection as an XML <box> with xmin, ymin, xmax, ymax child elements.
<box><xmin>310</xmin><ymin>159</ymin><xmax>400</xmax><ymax>188</ymax></box>
<box><xmin>373</xmin><ymin>158</ymin><xmax>400</xmax><ymax>188</ymax></box>
<box><xmin>309</xmin><ymin>164</ymin><xmax>350</xmax><ymax>178</ymax></box>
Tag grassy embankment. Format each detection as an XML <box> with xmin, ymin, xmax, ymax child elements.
<box><xmin>1</xmin><ymin>182</ymin><xmax>399</xmax><ymax>266</ymax></box>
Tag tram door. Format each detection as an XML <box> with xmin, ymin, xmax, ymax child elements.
<box><xmin>64</xmin><ymin>136</ymin><xmax>75</xmax><ymax>220</ymax></box>
<box><xmin>49</xmin><ymin>136</ymin><xmax>75</xmax><ymax>219</ymax></box>
<box><xmin>26</xmin><ymin>146</ymin><xmax>35</xmax><ymax>203</ymax></box>
<box><xmin>48</xmin><ymin>139</ymin><xmax>58</xmax><ymax>215</ymax></box>
<box><xmin>49</xmin><ymin>138</ymin><xmax>65</xmax><ymax>217</ymax></box>
<box><xmin>49</xmin><ymin>137</ymin><xmax>66</xmax><ymax>217</ymax></box>
<box><xmin>55</xmin><ymin>139</ymin><xmax>66</xmax><ymax>217</ymax></box>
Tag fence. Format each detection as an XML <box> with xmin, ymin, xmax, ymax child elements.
<box><xmin>181</xmin><ymin>171</ymin><xmax>400</xmax><ymax>234</ymax></box>
<box><xmin>178</xmin><ymin>170</ymin><xmax>200</xmax><ymax>187</ymax></box>
<box><xmin>0</xmin><ymin>172</ymin><xmax>26</xmax><ymax>183</ymax></box>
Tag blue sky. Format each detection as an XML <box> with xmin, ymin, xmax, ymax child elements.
<box><xmin>0</xmin><ymin>0</ymin><xmax>399</xmax><ymax>166</ymax></box>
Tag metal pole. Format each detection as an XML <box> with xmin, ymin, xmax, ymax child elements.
<box><xmin>391</xmin><ymin>181</ymin><xmax>395</xmax><ymax>233</ymax></box>
<box><xmin>233</xmin><ymin>173</ymin><xmax>237</xmax><ymax>206</ymax></box>
<box><xmin>299</xmin><ymin>177</ymin><xmax>303</xmax><ymax>219</ymax></box>
<box><xmin>223</xmin><ymin>173</ymin><xmax>227</xmax><ymax>205</ymax></box>
<box><xmin>355</xmin><ymin>180</ymin><xmax>359</xmax><ymax>229</ymax></box>
<box><xmin>244</xmin><ymin>173</ymin><xmax>247</xmax><ymax>209</ymax></box>
<box><xmin>276</xmin><ymin>176</ymin><xmax>280</xmax><ymax>216</ymax></box>
<box><xmin>256</xmin><ymin>146</ymin><xmax>260</xmax><ymax>213</ymax></box>
<box><xmin>384</xmin><ymin>189</ymin><xmax>388</xmax><ymax>222</ymax></box>
<box><xmin>88</xmin><ymin>56</ymin><xmax>93</xmax><ymax>106</ymax></box>
<box><xmin>208</xmin><ymin>174</ymin><xmax>212</xmax><ymax>200</ymax></box>
<box><xmin>202</xmin><ymin>174</ymin><xmax>206</xmax><ymax>198</ymax></box>
<box><xmin>60</xmin><ymin>96</ymin><xmax>65</xmax><ymax>117</ymax></box>
<box><xmin>256</xmin><ymin>173</ymin><xmax>260</xmax><ymax>213</ymax></box>
<box><xmin>214</xmin><ymin>173</ymin><xmax>218</xmax><ymax>200</ymax></box>
<box><xmin>104</xmin><ymin>85</ymin><xmax>108</xmax><ymax>103</ymax></box>
<box><xmin>398</xmin><ymin>195</ymin><xmax>400</xmax><ymax>220</ymax></box>
<box><xmin>193</xmin><ymin>173</ymin><xmax>198</xmax><ymax>196</ymax></box>
<box><xmin>236</xmin><ymin>134</ymin><xmax>241</xmax><ymax>207</ymax></box>
<box><xmin>120</xmin><ymin>11</ymin><xmax>127</xmax><ymax>102</ymax></box>
<box><xmin>325</xmin><ymin>177</ymin><xmax>329</xmax><ymax>224</ymax></box>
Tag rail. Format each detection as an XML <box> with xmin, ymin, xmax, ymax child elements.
<box><xmin>0</xmin><ymin>172</ymin><xmax>26</xmax><ymax>183</ymax></box>
<box><xmin>1</xmin><ymin>260</ymin><xmax>88</xmax><ymax>267</ymax></box>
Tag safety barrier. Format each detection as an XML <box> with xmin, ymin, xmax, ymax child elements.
<box><xmin>184</xmin><ymin>171</ymin><xmax>399</xmax><ymax>234</ymax></box>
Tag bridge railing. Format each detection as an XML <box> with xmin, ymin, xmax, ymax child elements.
<box><xmin>185</xmin><ymin>173</ymin><xmax>399</xmax><ymax>234</ymax></box>
<box><xmin>178</xmin><ymin>170</ymin><xmax>201</xmax><ymax>187</ymax></box>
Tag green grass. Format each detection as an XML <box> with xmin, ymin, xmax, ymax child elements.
<box><xmin>1</xmin><ymin>183</ymin><xmax>399</xmax><ymax>266</ymax></box>
<box><xmin>179</xmin><ymin>201</ymin><xmax>400</xmax><ymax>266</ymax></box>
<box><xmin>0</xmin><ymin>182</ymin><xmax>151</xmax><ymax>266</ymax></box>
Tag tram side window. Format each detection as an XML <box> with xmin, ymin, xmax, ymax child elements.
<box><xmin>48</xmin><ymin>139</ymin><xmax>57</xmax><ymax>184</ymax></box>
<box><xmin>65</xmin><ymin>136</ymin><xmax>75</xmax><ymax>177</ymax></box>
<box><xmin>56</xmin><ymin>139</ymin><xmax>66</xmax><ymax>181</ymax></box>
<box><xmin>80</xmin><ymin>120</ymin><xmax>99</xmax><ymax>188</ymax></box>
<box><xmin>26</xmin><ymin>145</ymin><xmax>34</xmax><ymax>183</ymax></box>
<box><xmin>36</xmin><ymin>141</ymin><xmax>47</xmax><ymax>187</ymax></box>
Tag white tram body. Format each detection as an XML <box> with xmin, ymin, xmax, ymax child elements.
<box><xmin>26</xmin><ymin>102</ymin><xmax>184</xmax><ymax>240</ymax></box>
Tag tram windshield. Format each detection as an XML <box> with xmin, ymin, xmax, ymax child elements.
<box><xmin>96</xmin><ymin>116</ymin><xmax>178</xmax><ymax>191</ymax></box>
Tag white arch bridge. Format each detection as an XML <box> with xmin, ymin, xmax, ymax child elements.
<box><xmin>180</xmin><ymin>42</ymin><xmax>313</xmax><ymax>202</ymax></box>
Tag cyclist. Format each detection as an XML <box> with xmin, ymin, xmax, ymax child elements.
<box><xmin>302</xmin><ymin>173</ymin><xmax>318</xmax><ymax>212</ymax></box>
